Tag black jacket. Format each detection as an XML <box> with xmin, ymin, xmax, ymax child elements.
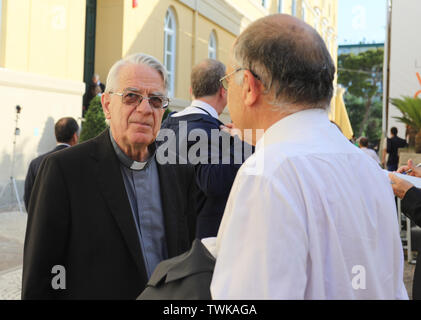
<box><xmin>402</xmin><ymin>187</ymin><xmax>421</xmax><ymax>300</ymax></box>
<box><xmin>138</xmin><ymin>239</ymin><xmax>215</xmax><ymax>300</ymax></box>
<box><xmin>23</xmin><ymin>144</ymin><xmax>69</xmax><ymax>211</ymax></box>
<box><xmin>386</xmin><ymin>136</ymin><xmax>407</xmax><ymax>166</ymax></box>
<box><xmin>22</xmin><ymin>129</ymin><xmax>197</xmax><ymax>299</ymax></box>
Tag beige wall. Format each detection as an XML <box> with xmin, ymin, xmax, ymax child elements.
<box><xmin>95</xmin><ymin>0</ymin><xmax>124</xmax><ymax>84</ymax></box>
<box><xmin>1</xmin><ymin>0</ymin><xmax>86</xmax><ymax>81</ymax></box>
<box><xmin>0</xmin><ymin>69</ymin><xmax>85</xmax><ymax>197</ymax></box>
<box><xmin>0</xmin><ymin>0</ymin><xmax>86</xmax><ymax>201</ymax></box>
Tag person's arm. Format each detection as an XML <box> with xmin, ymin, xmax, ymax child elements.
<box><xmin>382</xmin><ymin>137</ymin><xmax>388</xmax><ymax>167</ymax></box>
<box><xmin>211</xmin><ymin>170</ymin><xmax>308</xmax><ymax>299</ymax></box>
<box><xmin>382</xmin><ymin>147</ymin><xmax>387</xmax><ymax>167</ymax></box>
<box><xmin>22</xmin><ymin>156</ymin><xmax>70</xmax><ymax>300</ymax></box>
<box><xmin>194</xmin><ymin>125</ymin><xmax>253</xmax><ymax>197</ymax></box>
<box><xmin>401</xmin><ymin>187</ymin><xmax>421</xmax><ymax>227</ymax></box>
<box><xmin>186</xmin><ymin>166</ymin><xmax>198</xmax><ymax>243</ymax></box>
<box><xmin>388</xmin><ymin>173</ymin><xmax>421</xmax><ymax>227</ymax></box>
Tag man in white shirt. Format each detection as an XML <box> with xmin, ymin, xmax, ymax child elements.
<box><xmin>358</xmin><ymin>136</ymin><xmax>381</xmax><ymax>165</ymax></box>
<box><xmin>210</xmin><ymin>14</ymin><xmax>408</xmax><ymax>299</ymax></box>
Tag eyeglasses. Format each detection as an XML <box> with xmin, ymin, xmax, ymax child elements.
<box><xmin>109</xmin><ymin>89</ymin><xmax>170</xmax><ymax>109</ymax></box>
<box><xmin>219</xmin><ymin>67</ymin><xmax>261</xmax><ymax>90</ymax></box>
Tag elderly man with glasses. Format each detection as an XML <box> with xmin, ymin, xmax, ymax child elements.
<box><xmin>22</xmin><ymin>53</ymin><xmax>198</xmax><ymax>300</ymax></box>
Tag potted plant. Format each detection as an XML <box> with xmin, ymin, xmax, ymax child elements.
<box><xmin>391</xmin><ymin>96</ymin><xmax>421</xmax><ymax>153</ymax></box>
<box><xmin>80</xmin><ymin>96</ymin><xmax>108</xmax><ymax>142</ymax></box>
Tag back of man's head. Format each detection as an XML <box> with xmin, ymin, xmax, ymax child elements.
<box><xmin>191</xmin><ymin>59</ymin><xmax>226</xmax><ymax>98</ymax></box>
<box><xmin>391</xmin><ymin>127</ymin><xmax>398</xmax><ymax>136</ymax></box>
<box><xmin>55</xmin><ymin>117</ymin><xmax>79</xmax><ymax>144</ymax></box>
<box><xmin>233</xmin><ymin>14</ymin><xmax>335</xmax><ymax>109</ymax></box>
<box><xmin>359</xmin><ymin>137</ymin><xmax>369</xmax><ymax>148</ymax></box>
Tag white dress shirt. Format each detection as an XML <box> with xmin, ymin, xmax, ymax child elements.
<box><xmin>210</xmin><ymin>108</ymin><xmax>408</xmax><ymax>300</ymax></box>
<box><xmin>172</xmin><ymin>99</ymin><xmax>219</xmax><ymax>119</ymax></box>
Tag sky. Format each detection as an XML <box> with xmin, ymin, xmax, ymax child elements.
<box><xmin>338</xmin><ymin>0</ymin><xmax>388</xmax><ymax>45</ymax></box>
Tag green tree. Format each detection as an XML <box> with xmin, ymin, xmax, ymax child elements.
<box><xmin>80</xmin><ymin>96</ymin><xmax>108</xmax><ymax>142</ymax></box>
<box><xmin>338</xmin><ymin>49</ymin><xmax>384</xmax><ymax>140</ymax></box>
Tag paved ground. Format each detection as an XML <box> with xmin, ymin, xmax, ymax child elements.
<box><xmin>0</xmin><ymin>210</ymin><xmax>417</xmax><ymax>300</ymax></box>
<box><xmin>0</xmin><ymin>211</ymin><xmax>26</xmax><ymax>300</ymax></box>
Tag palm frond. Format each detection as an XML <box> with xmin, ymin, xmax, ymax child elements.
<box><xmin>391</xmin><ymin>96</ymin><xmax>421</xmax><ymax>130</ymax></box>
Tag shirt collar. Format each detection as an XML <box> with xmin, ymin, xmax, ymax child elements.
<box><xmin>256</xmin><ymin>108</ymin><xmax>330</xmax><ymax>152</ymax></box>
<box><xmin>57</xmin><ymin>143</ymin><xmax>71</xmax><ymax>148</ymax></box>
<box><xmin>109</xmin><ymin>129</ymin><xmax>156</xmax><ymax>171</ymax></box>
<box><xmin>191</xmin><ymin>100</ymin><xmax>219</xmax><ymax>119</ymax></box>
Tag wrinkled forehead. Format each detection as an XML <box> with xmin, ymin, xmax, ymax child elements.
<box><xmin>117</xmin><ymin>63</ymin><xmax>166</xmax><ymax>94</ymax></box>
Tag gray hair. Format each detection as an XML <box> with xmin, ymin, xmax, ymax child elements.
<box><xmin>233</xmin><ymin>14</ymin><xmax>335</xmax><ymax>110</ymax></box>
<box><xmin>191</xmin><ymin>59</ymin><xmax>226</xmax><ymax>98</ymax></box>
<box><xmin>105</xmin><ymin>53</ymin><xmax>168</xmax><ymax>93</ymax></box>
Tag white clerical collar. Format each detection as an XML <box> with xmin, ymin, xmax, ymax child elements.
<box><xmin>109</xmin><ymin>129</ymin><xmax>156</xmax><ymax>171</ymax></box>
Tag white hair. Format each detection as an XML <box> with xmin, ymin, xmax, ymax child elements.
<box><xmin>105</xmin><ymin>53</ymin><xmax>168</xmax><ymax>93</ymax></box>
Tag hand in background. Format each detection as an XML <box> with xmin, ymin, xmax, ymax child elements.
<box><xmin>220</xmin><ymin>123</ymin><xmax>255</xmax><ymax>146</ymax></box>
<box><xmin>388</xmin><ymin>173</ymin><xmax>414</xmax><ymax>199</ymax></box>
<box><xmin>396</xmin><ymin>159</ymin><xmax>421</xmax><ymax>177</ymax></box>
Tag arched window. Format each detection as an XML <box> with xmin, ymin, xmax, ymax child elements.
<box><xmin>261</xmin><ymin>0</ymin><xmax>268</xmax><ymax>8</ymax></box>
<box><xmin>208</xmin><ymin>31</ymin><xmax>217</xmax><ymax>59</ymax></box>
<box><xmin>164</xmin><ymin>8</ymin><xmax>176</xmax><ymax>97</ymax></box>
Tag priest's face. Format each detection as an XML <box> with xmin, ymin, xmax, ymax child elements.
<box><xmin>102</xmin><ymin>63</ymin><xmax>166</xmax><ymax>154</ymax></box>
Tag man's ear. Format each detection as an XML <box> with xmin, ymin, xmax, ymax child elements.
<box><xmin>220</xmin><ymin>86</ymin><xmax>227</xmax><ymax>99</ymax></box>
<box><xmin>72</xmin><ymin>132</ymin><xmax>79</xmax><ymax>145</ymax></box>
<box><xmin>242</xmin><ymin>70</ymin><xmax>262</xmax><ymax>107</ymax></box>
<box><xmin>101</xmin><ymin>93</ymin><xmax>111</xmax><ymax>120</ymax></box>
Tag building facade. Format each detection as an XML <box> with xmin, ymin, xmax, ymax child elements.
<box><xmin>338</xmin><ymin>43</ymin><xmax>384</xmax><ymax>56</ymax></box>
<box><xmin>0</xmin><ymin>0</ymin><xmax>339</xmax><ymax>207</ymax></box>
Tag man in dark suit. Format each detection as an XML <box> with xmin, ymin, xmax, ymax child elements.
<box><xmin>390</xmin><ymin>160</ymin><xmax>421</xmax><ymax>300</ymax></box>
<box><xmin>23</xmin><ymin>117</ymin><xmax>79</xmax><ymax>211</ymax></box>
<box><xmin>382</xmin><ymin>127</ymin><xmax>408</xmax><ymax>171</ymax></box>
<box><xmin>159</xmin><ymin>59</ymin><xmax>253</xmax><ymax>239</ymax></box>
<box><xmin>22</xmin><ymin>53</ymin><xmax>197</xmax><ymax>299</ymax></box>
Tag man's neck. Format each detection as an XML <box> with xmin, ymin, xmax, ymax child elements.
<box><xmin>111</xmin><ymin>132</ymin><xmax>150</xmax><ymax>162</ymax></box>
<box><xmin>249</xmin><ymin>104</ymin><xmax>308</xmax><ymax>145</ymax></box>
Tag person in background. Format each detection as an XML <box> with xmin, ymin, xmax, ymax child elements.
<box><xmin>358</xmin><ymin>136</ymin><xmax>381</xmax><ymax>165</ymax></box>
<box><xmin>382</xmin><ymin>127</ymin><xmax>408</xmax><ymax>171</ymax></box>
<box><xmin>389</xmin><ymin>159</ymin><xmax>421</xmax><ymax>300</ymax></box>
<box><xmin>24</xmin><ymin>117</ymin><xmax>79</xmax><ymax>211</ymax></box>
<box><xmin>159</xmin><ymin>59</ymin><xmax>252</xmax><ymax>239</ymax></box>
<box><xmin>83</xmin><ymin>74</ymin><xmax>106</xmax><ymax>116</ymax></box>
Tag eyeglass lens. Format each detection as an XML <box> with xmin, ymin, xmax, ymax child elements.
<box><xmin>122</xmin><ymin>92</ymin><xmax>167</xmax><ymax>109</ymax></box>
